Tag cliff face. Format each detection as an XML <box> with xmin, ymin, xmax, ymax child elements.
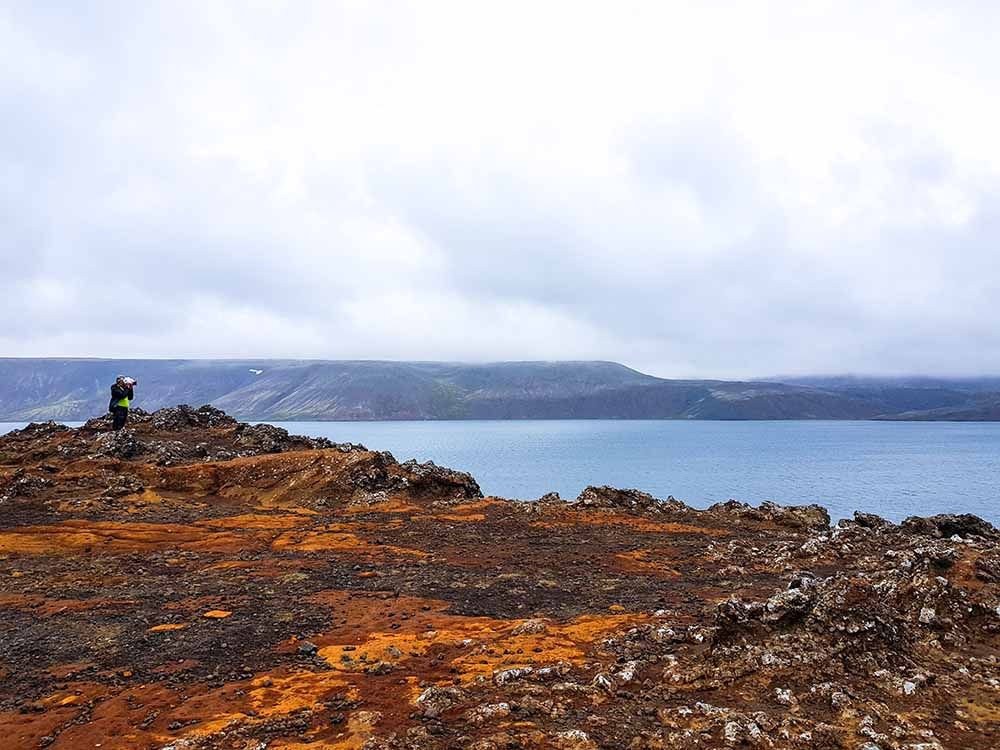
<box><xmin>1</xmin><ymin>407</ymin><xmax>999</xmax><ymax>750</ymax></box>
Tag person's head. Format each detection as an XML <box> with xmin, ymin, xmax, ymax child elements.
<box><xmin>116</xmin><ymin>376</ymin><xmax>125</xmax><ymax>385</ymax></box>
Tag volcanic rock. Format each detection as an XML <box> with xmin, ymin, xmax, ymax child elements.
<box><xmin>901</xmin><ymin>513</ymin><xmax>998</xmax><ymax>539</ymax></box>
<box><xmin>0</xmin><ymin>407</ymin><xmax>998</xmax><ymax>749</ymax></box>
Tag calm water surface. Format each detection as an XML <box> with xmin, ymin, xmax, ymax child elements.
<box><xmin>3</xmin><ymin>420</ymin><xmax>998</xmax><ymax>522</ymax></box>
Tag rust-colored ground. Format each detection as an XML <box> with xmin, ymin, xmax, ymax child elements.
<box><xmin>1</xmin><ymin>407</ymin><xmax>998</xmax><ymax>749</ymax></box>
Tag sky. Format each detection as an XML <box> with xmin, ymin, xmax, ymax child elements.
<box><xmin>2</xmin><ymin>1</ymin><xmax>999</xmax><ymax>379</ymax></box>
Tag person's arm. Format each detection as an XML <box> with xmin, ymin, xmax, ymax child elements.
<box><xmin>126</xmin><ymin>385</ymin><xmax>134</xmax><ymax>399</ymax></box>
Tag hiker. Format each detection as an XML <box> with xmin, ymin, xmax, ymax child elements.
<box><xmin>109</xmin><ymin>376</ymin><xmax>136</xmax><ymax>431</ymax></box>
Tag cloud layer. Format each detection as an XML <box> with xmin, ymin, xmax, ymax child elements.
<box><xmin>4</xmin><ymin>1</ymin><xmax>999</xmax><ymax>377</ymax></box>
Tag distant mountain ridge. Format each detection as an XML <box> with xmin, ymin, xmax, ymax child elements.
<box><xmin>1</xmin><ymin>358</ymin><xmax>998</xmax><ymax>421</ymax></box>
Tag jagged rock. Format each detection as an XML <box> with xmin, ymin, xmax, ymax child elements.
<box><xmin>494</xmin><ymin>667</ymin><xmax>533</xmax><ymax>685</ymax></box>
<box><xmin>152</xmin><ymin>405</ymin><xmax>238</xmax><ymax>430</ymax></box>
<box><xmin>93</xmin><ymin>430</ymin><xmax>146</xmax><ymax>459</ymax></box>
<box><xmin>464</xmin><ymin>702</ymin><xmax>511</xmax><ymax>724</ymax></box>
<box><xmin>901</xmin><ymin>513</ymin><xmax>997</xmax><ymax>539</ymax></box>
<box><xmin>763</xmin><ymin>586</ymin><xmax>815</xmax><ymax>623</ymax></box>
<box><xmin>5</xmin><ymin>421</ymin><xmax>71</xmax><ymax>439</ymax></box>
<box><xmin>401</xmin><ymin>459</ymin><xmax>482</xmax><ymax>501</ymax></box>
<box><xmin>852</xmin><ymin>511</ymin><xmax>893</xmax><ymax>530</ymax></box>
<box><xmin>511</xmin><ymin>618</ymin><xmax>549</xmax><ymax>635</ymax></box>
<box><xmin>101</xmin><ymin>473</ymin><xmax>144</xmax><ymax>498</ymax></box>
<box><xmin>415</xmin><ymin>686</ymin><xmax>466</xmax><ymax>718</ymax></box>
<box><xmin>0</xmin><ymin>471</ymin><xmax>52</xmax><ymax>502</ymax></box>
<box><xmin>709</xmin><ymin>499</ymin><xmax>830</xmax><ymax>530</ymax></box>
<box><xmin>573</xmin><ymin>486</ymin><xmax>661</xmax><ymax>511</ymax></box>
<box><xmin>233</xmin><ymin>422</ymin><xmax>333</xmax><ymax>454</ymax></box>
<box><xmin>83</xmin><ymin>408</ymin><xmax>152</xmax><ymax>431</ymax></box>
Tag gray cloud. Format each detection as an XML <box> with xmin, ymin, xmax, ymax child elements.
<box><xmin>3</xmin><ymin>1</ymin><xmax>1000</xmax><ymax>377</ymax></box>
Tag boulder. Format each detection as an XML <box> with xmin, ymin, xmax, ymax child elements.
<box><xmin>709</xmin><ymin>500</ymin><xmax>830</xmax><ymax>530</ymax></box>
<box><xmin>901</xmin><ymin>514</ymin><xmax>997</xmax><ymax>539</ymax></box>
<box><xmin>572</xmin><ymin>486</ymin><xmax>687</xmax><ymax>512</ymax></box>
<box><xmin>852</xmin><ymin>511</ymin><xmax>893</xmax><ymax>530</ymax></box>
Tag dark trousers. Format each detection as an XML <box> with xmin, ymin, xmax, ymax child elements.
<box><xmin>112</xmin><ymin>406</ymin><xmax>129</xmax><ymax>431</ymax></box>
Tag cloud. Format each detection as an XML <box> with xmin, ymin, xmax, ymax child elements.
<box><xmin>2</xmin><ymin>0</ymin><xmax>999</xmax><ymax>377</ymax></box>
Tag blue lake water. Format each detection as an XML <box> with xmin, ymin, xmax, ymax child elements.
<box><xmin>3</xmin><ymin>419</ymin><xmax>998</xmax><ymax>523</ymax></box>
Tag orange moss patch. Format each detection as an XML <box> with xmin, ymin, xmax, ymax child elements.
<box><xmin>432</xmin><ymin>513</ymin><xmax>487</xmax><ymax>522</ymax></box>
<box><xmin>148</xmin><ymin>623</ymin><xmax>188</xmax><ymax>632</ymax></box>
<box><xmin>202</xmin><ymin>610</ymin><xmax>232</xmax><ymax>619</ymax></box>
<box><xmin>310</xmin><ymin>590</ymin><xmax>645</xmax><ymax>686</ymax></box>
<box><xmin>450</xmin><ymin>613</ymin><xmax>647</xmax><ymax>683</ymax></box>
<box><xmin>272</xmin><ymin>528</ymin><xmax>428</xmax><ymax>558</ymax></box>
<box><xmin>614</xmin><ymin>550</ymin><xmax>683</xmax><ymax>577</ymax></box>
<box><xmin>0</xmin><ymin>520</ymin><xmax>254</xmax><ymax>555</ymax></box>
<box><xmin>248</xmin><ymin>670</ymin><xmax>354</xmax><ymax>716</ymax></box>
<box><xmin>269</xmin><ymin>709</ymin><xmax>382</xmax><ymax>750</ymax></box>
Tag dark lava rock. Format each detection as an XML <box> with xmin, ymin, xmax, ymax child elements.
<box><xmin>709</xmin><ymin>499</ymin><xmax>830</xmax><ymax>530</ymax></box>
<box><xmin>850</xmin><ymin>511</ymin><xmax>894</xmax><ymax>530</ymax></box>
<box><xmin>92</xmin><ymin>430</ymin><xmax>147</xmax><ymax>459</ymax></box>
<box><xmin>0</xmin><ymin>471</ymin><xmax>54</xmax><ymax>504</ymax></box>
<box><xmin>400</xmin><ymin>459</ymin><xmax>482</xmax><ymax>501</ymax></box>
<box><xmin>4</xmin><ymin>421</ymin><xmax>71</xmax><ymax>439</ymax></box>
<box><xmin>83</xmin><ymin>409</ymin><xmax>152</xmax><ymax>431</ymax></box>
<box><xmin>233</xmin><ymin>423</ymin><xmax>334</xmax><ymax>455</ymax></box>
<box><xmin>152</xmin><ymin>404</ymin><xmax>238</xmax><ymax>430</ymax></box>
<box><xmin>901</xmin><ymin>513</ymin><xmax>997</xmax><ymax>539</ymax></box>
<box><xmin>574</xmin><ymin>486</ymin><xmax>660</xmax><ymax>511</ymax></box>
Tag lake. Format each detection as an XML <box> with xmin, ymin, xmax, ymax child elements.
<box><xmin>3</xmin><ymin>419</ymin><xmax>998</xmax><ymax>523</ymax></box>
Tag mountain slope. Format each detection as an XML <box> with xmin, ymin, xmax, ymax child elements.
<box><xmin>2</xmin><ymin>359</ymin><xmax>999</xmax><ymax>421</ymax></box>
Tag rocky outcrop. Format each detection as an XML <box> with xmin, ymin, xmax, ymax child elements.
<box><xmin>0</xmin><ymin>408</ymin><xmax>997</xmax><ymax>750</ymax></box>
<box><xmin>708</xmin><ymin>498</ymin><xmax>831</xmax><ymax>529</ymax></box>
<box><xmin>571</xmin><ymin>485</ymin><xmax>688</xmax><ymax>512</ymax></box>
<box><xmin>901</xmin><ymin>512</ymin><xmax>998</xmax><ymax>539</ymax></box>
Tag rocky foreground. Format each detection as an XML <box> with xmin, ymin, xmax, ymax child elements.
<box><xmin>1</xmin><ymin>407</ymin><xmax>998</xmax><ymax>750</ymax></box>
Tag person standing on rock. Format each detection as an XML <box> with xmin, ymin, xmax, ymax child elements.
<box><xmin>109</xmin><ymin>376</ymin><xmax>136</xmax><ymax>431</ymax></box>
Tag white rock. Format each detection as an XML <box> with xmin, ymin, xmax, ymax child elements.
<box><xmin>592</xmin><ymin>673</ymin><xmax>614</xmax><ymax>691</ymax></box>
<box><xmin>493</xmin><ymin>666</ymin><xmax>533</xmax><ymax>685</ymax></box>
<box><xmin>723</xmin><ymin>721</ymin><xmax>741</xmax><ymax>744</ymax></box>
<box><xmin>615</xmin><ymin>660</ymin><xmax>639</xmax><ymax>683</ymax></box>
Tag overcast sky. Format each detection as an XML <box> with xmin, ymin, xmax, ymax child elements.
<box><xmin>3</xmin><ymin>1</ymin><xmax>999</xmax><ymax>378</ymax></box>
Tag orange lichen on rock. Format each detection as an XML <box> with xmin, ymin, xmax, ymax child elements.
<box><xmin>272</xmin><ymin>525</ymin><xmax>429</xmax><ymax>558</ymax></box>
<box><xmin>248</xmin><ymin>669</ymin><xmax>354</xmax><ymax>716</ymax></box>
<box><xmin>614</xmin><ymin>549</ymin><xmax>683</xmax><ymax>577</ymax></box>
<box><xmin>0</xmin><ymin>520</ymin><xmax>252</xmax><ymax>555</ymax></box>
<box><xmin>148</xmin><ymin>622</ymin><xmax>188</xmax><ymax>631</ymax></box>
